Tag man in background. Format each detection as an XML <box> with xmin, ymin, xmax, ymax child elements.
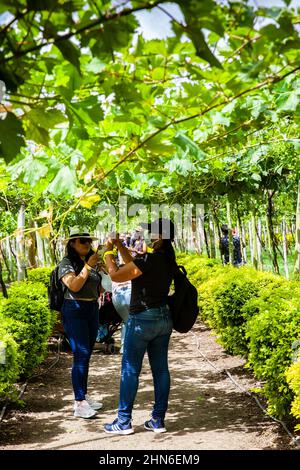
<box><xmin>220</xmin><ymin>224</ymin><xmax>242</xmax><ymax>267</ymax></box>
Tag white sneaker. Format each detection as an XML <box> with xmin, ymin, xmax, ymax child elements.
<box><xmin>85</xmin><ymin>394</ymin><xmax>103</xmax><ymax>411</ymax></box>
<box><xmin>74</xmin><ymin>400</ymin><xmax>97</xmax><ymax>418</ymax></box>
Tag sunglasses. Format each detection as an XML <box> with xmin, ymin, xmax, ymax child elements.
<box><xmin>78</xmin><ymin>238</ymin><xmax>92</xmax><ymax>244</ymax></box>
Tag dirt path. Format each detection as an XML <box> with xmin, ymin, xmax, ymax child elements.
<box><xmin>0</xmin><ymin>323</ymin><xmax>294</xmax><ymax>450</ymax></box>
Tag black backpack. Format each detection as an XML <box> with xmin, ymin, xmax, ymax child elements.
<box><xmin>167</xmin><ymin>265</ymin><xmax>199</xmax><ymax>333</ymax></box>
<box><xmin>48</xmin><ymin>262</ymin><xmax>68</xmax><ymax>311</ymax></box>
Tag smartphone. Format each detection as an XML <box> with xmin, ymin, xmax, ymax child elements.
<box><xmin>92</xmin><ymin>244</ymin><xmax>102</xmax><ymax>253</ymax></box>
<box><xmin>96</xmin><ymin>244</ymin><xmax>106</xmax><ymax>257</ymax></box>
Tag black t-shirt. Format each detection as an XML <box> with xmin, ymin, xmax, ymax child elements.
<box><xmin>130</xmin><ymin>252</ymin><xmax>173</xmax><ymax>313</ymax></box>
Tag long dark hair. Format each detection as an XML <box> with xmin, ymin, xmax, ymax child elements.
<box><xmin>65</xmin><ymin>241</ymin><xmax>94</xmax><ymax>275</ymax></box>
<box><xmin>155</xmin><ymin>239</ymin><xmax>178</xmax><ymax>278</ymax></box>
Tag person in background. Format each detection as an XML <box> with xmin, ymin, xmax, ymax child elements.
<box><xmin>143</xmin><ymin>238</ymin><xmax>154</xmax><ymax>254</ymax></box>
<box><xmin>220</xmin><ymin>224</ymin><xmax>242</xmax><ymax>267</ymax></box>
<box><xmin>132</xmin><ymin>236</ymin><xmax>146</xmax><ymax>256</ymax></box>
<box><xmin>125</xmin><ymin>234</ymin><xmax>132</xmax><ymax>248</ymax></box>
<box><xmin>102</xmin><ymin>218</ymin><xmax>176</xmax><ymax>435</ymax></box>
<box><xmin>109</xmin><ymin>235</ymin><xmax>131</xmax><ymax>354</ymax></box>
<box><xmin>126</xmin><ymin>230</ymin><xmax>146</xmax><ymax>257</ymax></box>
<box><xmin>111</xmin><ymin>277</ymin><xmax>131</xmax><ymax>354</ymax></box>
<box><xmin>58</xmin><ymin>226</ymin><xmax>103</xmax><ymax>419</ymax></box>
<box><xmin>130</xmin><ymin>229</ymin><xmax>140</xmax><ymax>248</ymax></box>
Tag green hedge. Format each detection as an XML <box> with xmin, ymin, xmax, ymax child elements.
<box><xmin>286</xmin><ymin>357</ymin><xmax>300</xmax><ymax>431</ymax></box>
<box><xmin>180</xmin><ymin>252</ymin><xmax>300</xmax><ymax>425</ymax></box>
<box><xmin>27</xmin><ymin>267</ymin><xmax>53</xmax><ymax>288</ymax></box>
<box><xmin>211</xmin><ymin>269</ymin><xmax>284</xmax><ymax>356</ymax></box>
<box><xmin>176</xmin><ymin>252</ymin><xmax>222</xmax><ymax>283</ymax></box>
<box><xmin>0</xmin><ymin>275</ymin><xmax>57</xmax><ymax>401</ymax></box>
<box><xmin>0</xmin><ymin>322</ymin><xmax>20</xmax><ymax>400</ymax></box>
<box><xmin>245</xmin><ymin>283</ymin><xmax>300</xmax><ymax>418</ymax></box>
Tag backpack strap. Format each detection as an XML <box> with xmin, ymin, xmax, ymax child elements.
<box><xmin>177</xmin><ymin>265</ymin><xmax>187</xmax><ymax>276</ymax></box>
<box><xmin>172</xmin><ymin>263</ymin><xmax>186</xmax><ymax>279</ymax></box>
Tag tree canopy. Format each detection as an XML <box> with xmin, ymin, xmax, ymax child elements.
<box><xmin>0</xmin><ymin>0</ymin><xmax>299</xmax><ymax>222</ymax></box>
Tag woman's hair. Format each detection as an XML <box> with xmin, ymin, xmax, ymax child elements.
<box><xmin>65</xmin><ymin>240</ymin><xmax>94</xmax><ymax>275</ymax></box>
<box><xmin>155</xmin><ymin>239</ymin><xmax>178</xmax><ymax>277</ymax></box>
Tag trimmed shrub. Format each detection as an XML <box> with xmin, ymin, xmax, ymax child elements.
<box><xmin>245</xmin><ymin>284</ymin><xmax>300</xmax><ymax>418</ymax></box>
<box><xmin>0</xmin><ymin>321</ymin><xmax>20</xmax><ymax>401</ymax></box>
<box><xmin>0</xmin><ymin>281</ymin><xmax>56</xmax><ymax>376</ymax></box>
<box><xmin>211</xmin><ymin>268</ymin><xmax>258</xmax><ymax>331</ymax></box>
<box><xmin>197</xmin><ymin>268</ymin><xmax>232</xmax><ymax>325</ymax></box>
<box><xmin>193</xmin><ymin>264</ymin><xmax>282</xmax><ymax>355</ymax></box>
<box><xmin>176</xmin><ymin>252</ymin><xmax>221</xmax><ymax>283</ymax></box>
<box><xmin>286</xmin><ymin>357</ymin><xmax>300</xmax><ymax>431</ymax></box>
<box><xmin>179</xmin><ymin>252</ymin><xmax>300</xmax><ymax>422</ymax></box>
<box><xmin>27</xmin><ymin>267</ymin><xmax>53</xmax><ymax>288</ymax></box>
<box><xmin>213</xmin><ymin>268</ymin><xmax>284</xmax><ymax>355</ymax></box>
<box><xmin>26</xmin><ymin>268</ymin><xmax>60</xmax><ymax>333</ymax></box>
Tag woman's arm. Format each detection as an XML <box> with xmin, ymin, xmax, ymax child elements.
<box><xmin>115</xmin><ymin>239</ymin><xmax>133</xmax><ymax>264</ymax></box>
<box><xmin>62</xmin><ymin>252</ymin><xmax>100</xmax><ymax>292</ymax></box>
<box><xmin>61</xmin><ymin>266</ymin><xmax>90</xmax><ymax>292</ymax></box>
<box><xmin>105</xmin><ymin>253</ymin><xmax>142</xmax><ymax>282</ymax></box>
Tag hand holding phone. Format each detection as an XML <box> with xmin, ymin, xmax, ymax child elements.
<box><xmin>87</xmin><ymin>251</ymin><xmax>100</xmax><ymax>268</ymax></box>
<box><xmin>96</xmin><ymin>244</ymin><xmax>106</xmax><ymax>257</ymax></box>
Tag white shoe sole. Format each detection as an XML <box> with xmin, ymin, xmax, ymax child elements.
<box><xmin>89</xmin><ymin>404</ymin><xmax>103</xmax><ymax>411</ymax></box>
<box><xmin>104</xmin><ymin>428</ymin><xmax>134</xmax><ymax>435</ymax></box>
<box><xmin>144</xmin><ymin>424</ymin><xmax>167</xmax><ymax>433</ymax></box>
<box><xmin>74</xmin><ymin>411</ymin><xmax>97</xmax><ymax>419</ymax></box>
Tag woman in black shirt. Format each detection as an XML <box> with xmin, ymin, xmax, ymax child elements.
<box><xmin>103</xmin><ymin>218</ymin><xmax>176</xmax><ymax>435</ymax></box>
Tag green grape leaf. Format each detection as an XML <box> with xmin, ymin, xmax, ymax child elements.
<box><xmin>47</xmin><ymin>166</ymin><xmax>77</xmax><ymax>197</ymax></box>
<box><xmin>0</xmin><ymin>113</ymin><xmax>25</xmax><ymax>163</ymax></box>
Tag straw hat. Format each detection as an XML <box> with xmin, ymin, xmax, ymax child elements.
<box><xmin>64</xmin><ymin>226</ymin><xmax>98</xmax><ymax>242</ymax></box>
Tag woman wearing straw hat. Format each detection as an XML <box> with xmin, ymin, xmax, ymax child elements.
<box><xmin>58</xmin><ymin>226</ymin><xmax>103</xmax><ymax>419</ymax></box>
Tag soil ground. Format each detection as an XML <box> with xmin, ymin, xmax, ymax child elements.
<box><xmin>0</xmin><ymin>322</ymin><xmax>296</xmax><ymax>451</ymax></box>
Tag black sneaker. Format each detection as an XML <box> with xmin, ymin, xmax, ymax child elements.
<box><xmin>144</xmin><ymin>417</ymin><xmax>166</xmax><ymax>433</ymax></box>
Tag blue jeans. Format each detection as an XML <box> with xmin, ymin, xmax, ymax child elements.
<box><xmin>118</xmin><ymin>305</ymin><xmax>173</xmax><ymax>424</ymax></box>
<box><xmin>62</xmin><ymin>300</ymin><xmax>99</xmax><ymax>401</ymax></box>
<box><xmin>112</xmin><ymin>284</ymin><xmax>131</xmax><ymax>350</ymax></box>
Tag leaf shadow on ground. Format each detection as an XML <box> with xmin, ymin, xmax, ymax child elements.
<box><xmin>0</xmin><ymin>336</ymin><xmax>293</xmax><ymax>451</ymax></box>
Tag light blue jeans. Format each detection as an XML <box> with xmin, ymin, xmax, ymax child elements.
<box><xmin>112</xmin><ymin>284</ymin><xmax>131</xmax><ymax>351</ymax></box>
<box><xmin>118</xmin><ymin>305</ymin><xmax>173</xmax><ymax>424</ymax></box>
